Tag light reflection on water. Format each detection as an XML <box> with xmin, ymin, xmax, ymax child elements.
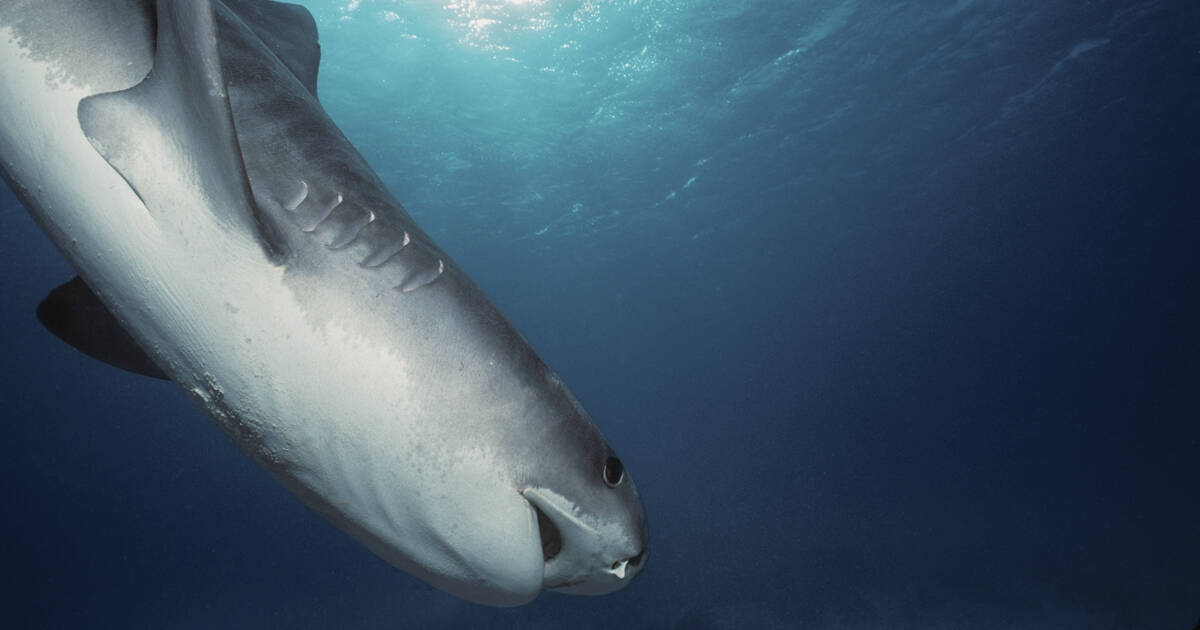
<box><xmin>442</xmin><ymin>0</ymin><xmax>554</xmax><ymax>52</ymax></box>
<box><xmin>303</xmin><ymin>0</ymin><xmax>730</xmax><ymax>241</ymax></box>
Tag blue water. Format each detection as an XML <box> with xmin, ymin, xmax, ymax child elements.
<box><xmin>2</xmin><ymin>1</ymin><xmax>1198</xmax><ymax>628</ymax></box>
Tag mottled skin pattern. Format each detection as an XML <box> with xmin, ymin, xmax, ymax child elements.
<box><xmin>0</xmin><ymin>0</ymin><xmax>646</xmax><ymax>606</ymax></box>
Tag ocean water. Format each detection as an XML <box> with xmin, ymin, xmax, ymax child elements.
<box><xmin>2</xmin><ymin>0</ymin><xmax>1198</xmax><ymax>628</ymax></box>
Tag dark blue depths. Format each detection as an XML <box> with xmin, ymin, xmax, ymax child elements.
<box><xmin>2</xmin><ymin>0</ymin><xmax>1198</xmax><ymax>628</ymax></box>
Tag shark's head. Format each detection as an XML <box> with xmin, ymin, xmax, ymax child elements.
<box><xmin>399</xmin><ymin>314</ymin><xmax>649</xmax><ymax>606</ymax></box>
<box><xmin>337</xmin><ymin>325</ymin><xmax>649</xmax><ymax>608</ymax></box>
<box><xmin>399</xmin><ymin>361</ymin><xmax>650</xmax><ymax>606</ymax></box>
<box><xmin>379</xmin><ymin>393</ymin><xmax>648</xmax><ymax>608</ymax></box>
<box><xmin>522</xmin><ymin>445</ymin><xmax>649</xmax><ymax>597</ymax></box>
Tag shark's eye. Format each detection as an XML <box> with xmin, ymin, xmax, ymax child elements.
<box><xmin>603</xmin><ymin>456</ymin><xmax>625</xmax><ymax>487</ymax></box>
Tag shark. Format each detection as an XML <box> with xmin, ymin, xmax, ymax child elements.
<box><xmin>0</xmin><ymin>0</ymin><xmax>647</xmax><ymax>606</ymax></box>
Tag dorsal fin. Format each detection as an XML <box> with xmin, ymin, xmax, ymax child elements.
<box><xmin>37</xmin><ymin>277</ymin><xmax>168</xmax><ymax>380</ymax></box>
<box><xmin>77</xmin><ymin>0</ymin><xmax>284</xmax><ymax>261</ymax></box>
<box><xmin>220</xmin><ymin>0</ymin><xmax>321</xmax><ymax>97</ymax></box>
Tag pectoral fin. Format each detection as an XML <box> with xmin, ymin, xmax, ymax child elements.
<box><xmin>37</xmin><ymin>277</ymin><xmax>167</xmax><ymax>380</ymax></box>
<box><xmin>77</xmin><ymin>0</ymin><xmax>283</xmax><ymax>260</ymax></box>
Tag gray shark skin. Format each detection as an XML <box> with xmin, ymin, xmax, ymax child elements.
<box><xmin>0</xmin><ymin>0</ymin><xmax>647</xmax><ymax>606</ymax></box>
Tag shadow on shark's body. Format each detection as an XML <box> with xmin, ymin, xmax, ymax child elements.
<box><xmin>0</xmin><ymin>0</ymin><xmax>646</xmax><ymax>606</ymax></box>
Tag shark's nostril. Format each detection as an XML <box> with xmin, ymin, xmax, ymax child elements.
<box><xmin>609</xmin><ymin>559</ymin><xmax>629</xmax><ymax>578</ymax></box>
<box><xmin>608</xmin><ymin>548</ymin><xmax>646</xmax><ymax>579</ymax></box>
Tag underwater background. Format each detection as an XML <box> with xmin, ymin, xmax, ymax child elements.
<box><xmin>2</xmin><ymin>0</ymin><xmax>1198</xmax><ymax>628</ymax></box>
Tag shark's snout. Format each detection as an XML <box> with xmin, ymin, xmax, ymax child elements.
<box><xmin>523</xmin><ymin>487</ymin><xmax>647</xmax><ymax>595</ymax></box>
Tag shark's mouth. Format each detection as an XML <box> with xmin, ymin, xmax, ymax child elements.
<box><xmin>532</xmin><ymin>502</ymin><xmax>563</xmax><ymax>562</ymax></box>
